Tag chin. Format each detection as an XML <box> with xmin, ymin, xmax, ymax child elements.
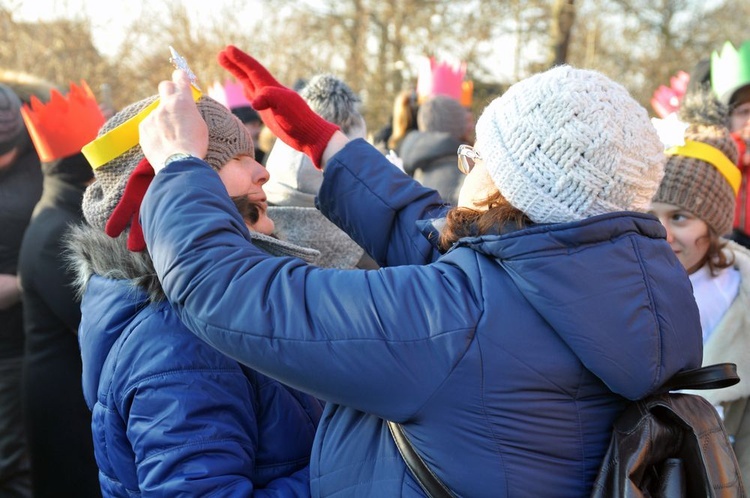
<box><xmin>253</xmin><ymin>215</ymin><xmax>275</xmax><ymax>236</ymax></box>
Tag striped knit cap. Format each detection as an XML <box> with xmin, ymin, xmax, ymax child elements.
<box><xmin>475</xmin><ymin>65</ymin><xmax>665</xmax><ymax>224</ymax></box>
<box><xmin>82</xmin><ymin>95</ymin><xmax>252</xmax><ymax>230</ymax></box>
<box><xmin>652</xmin><ymin>124</ymin><xmax>738</xmax><ymax>236</ymax></box>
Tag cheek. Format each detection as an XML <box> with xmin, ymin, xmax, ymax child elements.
<box><xmin>731</xmin><ymin>114</ymin><xmax>750</xmax><ymax>134</ymax></box>
<box><xmin>679</xmin><ymin>226</ymin><xmax>710</xmax><ymax>260</ymax></box>
<box><xmin>695</xmin><ymin>233</ymin><xmax>711</xmax><ymax>253</ymax></box>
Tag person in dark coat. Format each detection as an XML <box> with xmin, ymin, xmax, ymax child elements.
<box><xmin>399</xmin><ymin>95</ymin><xmax>469</xmax><ymax>205</ymax></box>
<box><xmin>0</xmin><ymin>82</ymin><xmax>41</xmax><ymax>498</ymax></box>
<box><xmin>133</xmin><ymin>48</ymin><xmax>704</xmax><ymax>497</ymax></box>
<box><xmin>17</xmin><ymin>81</ymin><xmax>103</xmax><ymax>498</ymax></box>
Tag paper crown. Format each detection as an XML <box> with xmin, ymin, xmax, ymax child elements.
<box><xmin>82</xmin><ymin>47</ymin><xmax>202</xmax><ymax>170</ymax></box>
<box><xmin>650</xmin><ymin>70</ymin><xmax>690</xmax><ymax>118</ymax></box>
<box><xmin>208</xmin><ymin>79</ymin><xmax>252</xmax><ymax>110</ymax></box>
<box><xmin>652</xmin><ymin>114</ymin><xmax>741</xmax><ymax>195</ymax></box>
<box><xmin>711</xmin><ymin>40</ymin><xmax>750</xmax><ymax>104</ymax></box>
<box><xmin>417</xmin><ymin>56</ymin><xmax>473</xmax><ymax>106</ymax></box>
<box><xmin>20</xmin><ymin>81</ymin><xmax>105</xmax><ymax>162</ymax></box>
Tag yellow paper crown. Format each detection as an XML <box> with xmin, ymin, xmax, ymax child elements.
<box><xmin>666</xmin><ymin>140</ymin><xmax>741</xmax><ymax>196</ymax></box>
<box><xmin>81</xmin><ymin>47</ymin><xmax>202</xmax><ymax>170</ymax></box>
<box><xmin>20</xmin><ymin>81</ymin><xmax>105</xmax><ymax>162</ymax></box>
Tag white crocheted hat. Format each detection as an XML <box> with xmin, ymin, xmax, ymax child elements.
<box><xmin>475</xmin><ymin>65</ymin><xmax>666</xmax><ymax>224</ymax></box>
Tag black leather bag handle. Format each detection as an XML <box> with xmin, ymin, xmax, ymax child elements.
<box><xmin>387</xmin><ymin>363</ymin><xmax>739</xmax><ymax>497</ymax></box>
<box><xmin>387</xmin><ymin>420</ymin><xmax>455</xmax><ymax>498</ymax></box>
<box><xmin>658</xmin><ymin>363</ymin><xmax>739</xmax><ymax>393</ymax></box>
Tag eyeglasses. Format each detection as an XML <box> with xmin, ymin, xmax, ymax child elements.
<box><xmin>457</xmin><ymin>144</ymin><xmax>481</xmax><ymax>175</ymax></box>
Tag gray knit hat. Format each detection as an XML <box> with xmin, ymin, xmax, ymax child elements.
<box><xmin>417</xmin><ymin>95</ymin><xmax>467</xmax><ymax>140</ymax></box>
<box><xmin>475</xmin><ymin>65</ymin><xmax>666</xmax><ymax>224</ymax></box>
<box><xmin>300</xmin><ymin>74</ymin><xmax>365</xmax><ymax>138</ymax></box>
<box><xmin>82</xmin><ymin>95</ymin><xmax>252</xmax><ymax>230</ymax></box>
<box><xmin>0</xmin><ymin>83</ymin><xmax>24</xmax><ymax>155</ymax></box>
<box><xmin>652</xmin><ymin>125</ymin><xmax>738</xmax><ymax>236</ymax></box>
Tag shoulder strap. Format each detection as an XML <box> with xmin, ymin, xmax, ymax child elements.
<box><xmin>388</xmin><ymin>363</ymin><xmax>739</xmax><ymax>497</ymax></box>
<box><xmin>387</xmin><ymin>420</ymin><xmax>455</xmax><ymax>498</ymax></box>
<box><xmin>658</xmin><ymin>363</ymin><xmax>739</xmax><ymax>393</ymax></box>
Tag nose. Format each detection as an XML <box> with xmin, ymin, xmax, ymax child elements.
<box><xmin>662</xmin><ymin>223</ymin><xmax>674</xmax><ymax>244</ymax></box>
<box><xmin>252</xmin><ymin>159</ymin><xmax>269</xmax><ymax>185</ymax></box>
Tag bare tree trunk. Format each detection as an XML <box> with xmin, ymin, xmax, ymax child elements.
<box><xmin>345</xmin><ymin>0</ymin><xmax>369</xmax><ymax>93</ymax></box>
<box><xmin>550</xmin><ymin>0</ymin><xmax>576</xmax><ymax>67</ymax></box>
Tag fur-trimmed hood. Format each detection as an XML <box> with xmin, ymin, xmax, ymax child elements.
<box><xmin>65</xmin><ymin>223</ymin><xmax>321</xmax><ymax>304</ymax></box>
<box><xmin>66</xmin><ymin>223</ymin><xmax>165</xmax><ymax>302</ymax></box>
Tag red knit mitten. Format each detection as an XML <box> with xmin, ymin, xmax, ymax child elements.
<box><xmin>105</xmin><ymin>157</ymin><xmax>154</xmax><ymax>252</ymax></box>
<box><xmin>218</xmin><ymin>45</ymin><xmax>339</xmax><ymax>169</ymax></box>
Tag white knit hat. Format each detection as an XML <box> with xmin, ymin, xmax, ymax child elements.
<box><xmin>475</xmin><ymin>65</ymin><xmax>666</xmax><ymax>224</ymax></box>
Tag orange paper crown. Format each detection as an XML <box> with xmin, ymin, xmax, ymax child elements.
<box><xmin>21</xmin><ymin>81</ymin><xmax>105</xmax><ymax>162</ymax></box>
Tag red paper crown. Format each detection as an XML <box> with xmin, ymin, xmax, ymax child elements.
<box><xmin>650</xmin><ymin>71</ymin><xmax>690</xmax><ymax>118</ymax></box>
<box><xmin>21</xmin><ymin>81</ymin><xmax>105</xmax><ymax>162</ymax></box>
<box><xmin>417</xmin><ymin>56</ymin><xmax>473</xmax><ymax>106</ymax></box>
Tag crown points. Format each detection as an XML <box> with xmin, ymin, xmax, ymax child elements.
<box><xmin>417</xmin><ymin>56</ymin><xmax>472</xmax><ymax>105</ymax></box>
<box><xmin>21</xmin><ymin>80</ymin><xmax>104</xmax><ymax>162</ymax></box>
<box><xmin>651</xmin><ymin>70</ymin><xmax>689</xmax><ymax>118</ymax></box>
<box><xmin>711</xmin><ymin>40</ymin><xmax>750</xmax><ymax>104</ymax></box>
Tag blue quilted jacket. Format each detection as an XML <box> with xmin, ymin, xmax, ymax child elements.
<box><xmin>142</xmin><ymin>139</ymin><xmax>703</xmax><ymax>497</ymax></box>
<box><xmin>79</xmin><ymin>275</ymin><xmax>323</xmax><ymax>496</ymax></box>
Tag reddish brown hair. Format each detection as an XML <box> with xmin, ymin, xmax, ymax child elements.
<box><xmin>703</xmin><ymin>229</ymin><xmax>735</xmax><ymax>276</ymax></box>
<box><xmin>438</xmin><ymin>190</ymin><xmax>531</xmax><ymax>251</ymax></box>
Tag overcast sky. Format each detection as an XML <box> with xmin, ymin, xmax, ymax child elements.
<box><xmin>13</xmin><ymin>0</ymin><xmax>267</xmax><ymax>57</ymax></box>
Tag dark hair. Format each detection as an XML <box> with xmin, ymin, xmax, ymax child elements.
<box><xmin>231</xmin><ymin>195</ymin><xmax>260</xmax><ymax>225</ymax></box>
<box><xmin>231</xmin><ymin>106</ymin><xmax>261</xmax><ymax>124</ymax></box>
<box><xmin>438</xmin><ymin>190</ymin><xmax>531</xmax><ymax>251</ymax></box>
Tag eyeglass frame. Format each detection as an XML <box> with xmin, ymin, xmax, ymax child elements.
<box><xmin>457</xmin><ymin>144</ymin><xmax>481</xmax><ymax>175</ymax></box>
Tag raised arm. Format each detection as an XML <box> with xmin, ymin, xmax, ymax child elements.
<box><xmin>216</xmin><ymin>47</ymin><xmax>450</xmax><ymax>265</ymax></box>
<box><xmin>138</xmin><ymin>71</ymin><xmax>481</xmax><ymax>416</ymax></box>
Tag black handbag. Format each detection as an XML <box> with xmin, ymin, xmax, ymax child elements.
<box><xmin>590</xmin><ymin>363</ymin><xmax>745</xmax><ymax>497</ymax></box>
<box><xmin>388</xmin><ymin>363</ymin><xmax>743</xmax><ymax>498</ymax></box>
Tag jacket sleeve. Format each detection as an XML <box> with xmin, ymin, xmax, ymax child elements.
<box><xmin>141</xmin><ymin>159</ymin><xmax>482</xmax><ymax>420</ymax></box>
<box><xmin>317</xmin><ymin>139</ymin><xmax>448</xmax><ymax>267</ymax></box>
<box><xmin>119</xmin><ymin>337</ymin><xmax>311</xmax><ymax>497</ymax></box>
<box><xmin>31</xmin><ymin>218</ymin><xmax>82</xmax><ymax>332</ymax></box>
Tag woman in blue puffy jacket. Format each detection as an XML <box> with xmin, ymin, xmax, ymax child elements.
<box><xmin>136</xmin><ymin>47</ymin><xmax>703</xmax><ymax>497</ymax></box>
<box><xmin>67</xmin><ymin>94</ymin><xmax>323</xmax><ymax>496</ymax></box>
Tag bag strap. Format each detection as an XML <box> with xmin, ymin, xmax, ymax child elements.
<box><xmin>386</xmin><ymin>420</ymin><xmax>455</xmax><ymax>498</ymax></box>
<box><xmin>657</xmin><ymin>362</ymin><xmax>739</xmax><ymax>393</ymax></box>
<box><xmin>387</xmin><ymin>363</ymin><xmax>739</xmax><ymax>497</ymax></box>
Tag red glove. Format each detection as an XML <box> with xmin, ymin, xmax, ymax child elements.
<box><xmin>218</xmin><ymin>45</ymin><xmax>339</xmax><ymax>169</ymax></box>
<box><xmin>105</xmin><ymin>158</ymin><xmax>154</xmax><ymax>252</ymax></box>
